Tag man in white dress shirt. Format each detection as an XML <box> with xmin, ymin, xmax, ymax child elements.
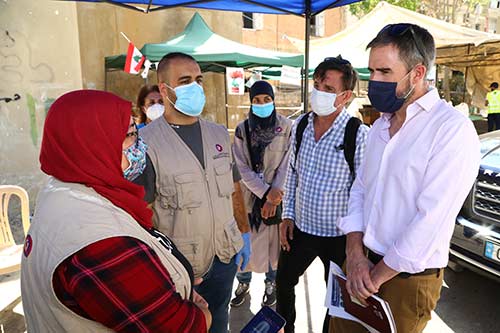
<box><xmin>330</xmin><ymin>23</ymin><xmax>481</xmax><ymax>333</ymax></box>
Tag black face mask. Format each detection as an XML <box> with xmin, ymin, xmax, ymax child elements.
<box><xmin>368</xmin><ymin>70</ymin><xmax>414</xmax><ymax>114</ymax></box>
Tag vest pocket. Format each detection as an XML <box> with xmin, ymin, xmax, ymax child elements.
<box><xmin>220</xmin><ymin>219</ymin><xmax>243</xmax><ymax>259</ymax></box>
<box><xmin>214</xmin><ymin>162</ymin><xmax>234</xmax><ymax>197</ymax></box>
<box><xmin>174</xmin><ymin>173</ymin><xmax>203</xmax><ymax>210</ymax></box>
<box><xmin>159</xmin><ymin>186</ymin><xmax>177</xmax><ymax>209</ymax></box>
<box><xmin>173</xmin><ymin>237</ymin><xmax>202</xmax><ymax>274</ymax></box>
<box><xmin>268</xmin><ymin>137</ymin><xmax>287</xmax><ymax>152</ymax></box>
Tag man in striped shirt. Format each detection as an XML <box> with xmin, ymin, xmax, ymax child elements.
<box><xmin>276</xmin><ymin>57</ymin><xmax>369</xmax><ymax>333</ymax></box>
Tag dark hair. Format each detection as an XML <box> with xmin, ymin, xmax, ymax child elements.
<box><xmin>157</xmin><ymin>52</ymin><xmax>197</xmax><ymax>83</ymax></box>
<box><xmin>136</xmin><ymin>85</ymin><xmax>160</xmax><ymax>124</ymax></box>
<box><xmin>367</xmin><ymin>23</ymin><xmax>435</xmax><ymax>71</ymax></box>
<box><xmin>313</xmin><ymin>56</ymin><xmax>358</xmax><ymax>91</ymax></box>
<box><xmin>491</xmin><ymin>82</ymin><xmax>499</xmax><ymax>89</ymax></box>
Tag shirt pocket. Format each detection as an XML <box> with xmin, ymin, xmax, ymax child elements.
<box><xmin>174</xmin><ymin>173</ymin><xmax>203</xmax><ymax>210</ymax></box>
<box><xmin>214</xmin><ymin>162</ymin><xmax>234</xmax><ymax>198</ymax></box>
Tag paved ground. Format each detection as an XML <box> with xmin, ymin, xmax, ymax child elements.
<box><xmin>1</xmin><ymin>258</ymin><xmax>499</xmax><ymax>333</ymax></box>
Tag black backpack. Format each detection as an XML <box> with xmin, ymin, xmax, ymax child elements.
<box><xmin>294</xmin><ymin>112</ymin><xmax>362</xmax><ymax>177</ymax></box>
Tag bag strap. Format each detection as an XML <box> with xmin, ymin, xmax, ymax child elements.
<box><xmin>293</xmin><ymin>112</ymin><xmax>311</xmax><ymax>169</ymax></box>
<box><xmin>244</xmin><ymin>119</ymin><xmax>258</xmax><ymax>172</ymax></box>
<box><xmin>343</xmin><ymin>117</ymin><xmax>362</xmax><ymax>177</ymax></box>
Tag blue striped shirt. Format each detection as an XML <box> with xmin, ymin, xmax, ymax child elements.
<box><xmin>282</xmin><ymin>110</ymin><xmax>369</xmax><ymax>237</ymax></box>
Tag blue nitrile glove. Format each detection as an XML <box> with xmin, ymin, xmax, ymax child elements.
<box><xmin>235</xmin><ymin>232</ymin><xmax>252</xmax><ymax>271</ymax></box>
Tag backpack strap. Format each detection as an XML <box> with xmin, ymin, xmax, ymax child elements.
<box><xmin>293</xmin><ymin>112</ymin><xmax>312</xmax><ymax>169</ymax></box>
<box><xmin>343</xmin><ymin>117</ymin><xmax>362</xmax><ymax>178</ymax></box>
<box><xmin>243</xmin><ymin>119</ymin><xmax>257</xmax><ymax>172</ymax></box>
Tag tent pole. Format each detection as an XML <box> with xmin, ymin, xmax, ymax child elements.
<box><xmin>224</xmin><ymin>73</ymin><xmax>229</xmax><ymax>128</ymax></box>
<box><xmin>463</xmin><ymin>66</ymin><xmax>469</xmax><ymax>103</ymax></box>
<box><xmin>304</xmin><ymin>1</ymin><xmax>311</xmax><ymax>113</ymax></box>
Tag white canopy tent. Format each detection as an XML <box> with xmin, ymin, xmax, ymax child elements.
<box><xmin>287</xmin><ymin>1</ymin><xmax>500</xmax><ymax>106</ymax></box>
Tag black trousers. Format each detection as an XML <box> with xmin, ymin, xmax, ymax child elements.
<box><xmin>488</xmin><ymin>113</ymin><xmax>500</xmax><ymax>132</ymax></box>
<box><xmin>276</xmin><ymin>226</ymin><xmax>346</xmax><ymax>333</ymax></box>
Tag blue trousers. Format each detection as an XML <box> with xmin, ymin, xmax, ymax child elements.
<box><xmin>195</xmin><ymin>256</ymin><xmax>237</xmax><ymax>333</ymax></box>
<box><xmin>236</xmin><ymin>263</ymin><xmax>276</xmax><ymax>284</ymax></box>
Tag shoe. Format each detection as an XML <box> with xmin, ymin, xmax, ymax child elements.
<box><xmin>262</xmin><ymin>281</ymin><xmax>276</xmax><ymax>307</ymax></box>
<box><xmin>231</xmin><ymin>282</ymin><xmax>250</xmax><ymax>307</ymax></box>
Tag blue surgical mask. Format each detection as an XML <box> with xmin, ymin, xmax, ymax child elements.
<box><xmin>123</xmin><ymin>136</ymin><xmax>147</xmax><ymax>181</ymax></box>
<box><xmin>166</xmin><ymin>82</ymin><xmax>206</xmax><ymax>117</ymax></box>
<box><xmin>368</xmin><ymin>71</ymin><xmax>414</xmax><ymax>114</ymax></box>
<box><xmin>251</xmin><ymin>102</ymin><xmax>274</xmax><ymax>118</ymax></box>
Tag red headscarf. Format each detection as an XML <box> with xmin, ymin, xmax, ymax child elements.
<box><xmin>40</xmin><ymin>90</ymin><xmax>153</xmax><ymax>229</ymax></box>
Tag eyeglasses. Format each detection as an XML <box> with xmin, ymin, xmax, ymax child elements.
<box><xmin>323</xmin><ymin>56</ymin><xmax>351</xmax><ymax>65</ymax></box>
<box><xmin>125</xmin><ymin>131</ymin><xmax>138</xmax><ymax>138</ymax></box>
<box><xmin>381</xmin><ymin>23</ymin><xmax>427</xmax><ymax>62</ymax></box>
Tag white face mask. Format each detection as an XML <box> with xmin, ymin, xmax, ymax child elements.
<box><xmin>310</xmin><ymin>87</ymin><xmax>343</xmax><ymax>117</ymax></box>
<box><xmin>146</xmin><ymin>104</ymin><xmax>164</xmax><ymax>120</ymax></box>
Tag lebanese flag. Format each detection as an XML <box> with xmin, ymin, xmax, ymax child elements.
<box><xmin>124</xmin><ymin>42</ymin><xmax>145</xmax><ymax>74</ymax></box>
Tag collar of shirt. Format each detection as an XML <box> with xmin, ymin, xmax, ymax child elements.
<box><xmin>305</xmin><ymin>108</ymin><xmax>350</xmax><ymax>142</ymax></box>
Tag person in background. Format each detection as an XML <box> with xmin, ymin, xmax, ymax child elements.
<box><xmin>139</xmin><ymin>52</ymin><xmax>251</xmax><ymax>333</ymax></box>
<box><xmin>486</xmin><ymin>81</ymin><xmax>500</xmax><ymax>132</ymax></box>
<box><xmin>136</xmin><ymin>84</ymin><xmax>164</xmax><ymax>129</ymax></box>
<box><xmin>331</xmin><ymin>23</ymin><xmax>481</xmax><ymax>333</ymax></box>
<box><xmin>21</xmin><ymin>90</ymin><xmax>210</xmax><ymax>332</ymax></box>
<box><xmin>231</xmin><ymin>81</ymin><xmax>292</xmax><ymax>307</ymax></box>
<box><xmin>277</xmin><ymin>56</ymin><xmax>369</xmax><ymax>333</ymax></box>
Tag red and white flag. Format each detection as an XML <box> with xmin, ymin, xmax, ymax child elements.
<box><xmin>124</xmin><ymin>42</ymin><xmax>145</xmax><ymax>74</ymax></box>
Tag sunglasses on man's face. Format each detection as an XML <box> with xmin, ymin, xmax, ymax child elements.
<box><xmin>381</xmin><ymin>23</ymin><xmax>427</xmax><ymax>61</ymax></box>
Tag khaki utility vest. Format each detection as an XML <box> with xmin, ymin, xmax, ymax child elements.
<box><xmin>21</xmin><ymin>178</ymin><xmax>191</xmax><ymax>333</ymax></box>
<box><xmin>235</xmin><ymin>114</ymin><xmax>292</xmax><ymax>213</ymax></box>
<box><xmin>141</xmin><ymin>117</ymin><xmax>243</xmax><ymax>277</ymax></box>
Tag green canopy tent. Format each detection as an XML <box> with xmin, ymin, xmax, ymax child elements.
<box><xmin>105</xmin><ymin>12</ymin><xmax>304</xmax><ymax>72</ymax></box>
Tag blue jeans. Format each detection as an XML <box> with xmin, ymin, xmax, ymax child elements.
<box><xmin>236</xmin><ymin>263</ymin><xmax>276</xmax><ymax>284</ymax></box>
<box><xmin>195</xmin><ymin>256</ymin><xmax>237</xmax><ymax>333</ymax></box>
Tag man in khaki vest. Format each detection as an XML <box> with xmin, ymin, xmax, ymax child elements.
<box><xmin>139</xmin><ymin>52</ymin><xmax>251</xmax><ymax>333</ymax></box>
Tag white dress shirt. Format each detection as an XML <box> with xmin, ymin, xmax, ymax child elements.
<box><xmin>339</xmin><ymin>88</ymin><xmax>481</xmax><ymax>273</ymax></box>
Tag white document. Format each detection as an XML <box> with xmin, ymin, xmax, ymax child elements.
<box><xmin>325</xmin><ymin>262</ymin><xmax>382</xmax><ymax>333</ymax></box>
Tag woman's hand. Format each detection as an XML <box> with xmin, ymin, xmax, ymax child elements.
<box><xmin>266</xmin><ymin>187</ymin><xmax>283</xmax><ymax>205</ymax></box>
<box><xmin>261</xmin><ymin>201</ymin><xmax>277</xmax><ymax>219</ymax></box>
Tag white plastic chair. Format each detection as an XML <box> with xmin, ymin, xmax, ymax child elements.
<box><xmin>0</xmin><ymin>185</ymin><xmax>30</xmax><ymax>275</ymax></box>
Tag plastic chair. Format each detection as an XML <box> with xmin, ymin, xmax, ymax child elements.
<box><xmin>0</xmin><ymin>185</ymin><xmax>30</xmax><ymax>275</ymax></box>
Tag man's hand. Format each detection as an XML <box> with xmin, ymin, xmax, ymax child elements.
<box><xmin>266</xmin><ymin>187</ymin><xmax>283</xmax><ymax>205</ymax></box>
<box><xmin>235</xmin><ymin>232</ymin><xmax>252</xmax><ymax>270</ymax></box>
<box><xmin>193</xmin><ymin>291</ymin><xmax>212</xmax><ymax>331</ymax></box>
<box><xmin>279</xmin><ymin>219</ymin><xmax>294</xmax><ymax>252</ymax></box>
<box><xmin>345</xmin><ymin>252</ymin><xmax>377</xmax><ymax>305</ymax></box>
<box><xmin>261</xmin><ymin>201</ymin><xmax>277</xmax><ymax>219</ymax></box>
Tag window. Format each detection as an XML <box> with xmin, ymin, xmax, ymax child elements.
<box><xmin>310</xmin><ymin>13</ymin><xmax>325</xmax><ymax>37</ymax></box>
<box><xmin>242</xmin><ymin>12</ymin><xmax>263</xmax><ymax>30</ymax></box>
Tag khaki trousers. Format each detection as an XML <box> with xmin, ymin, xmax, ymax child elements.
<box><xmin>329</xmin><ymin>269</ymin><xmax>444</xmax><ymax>333</ymax></box>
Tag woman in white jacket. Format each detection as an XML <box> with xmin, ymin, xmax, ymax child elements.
<box><xmin>231</xmin><ymin>81</ymin><xmax>292</xmax><ymax>307</ymax></box>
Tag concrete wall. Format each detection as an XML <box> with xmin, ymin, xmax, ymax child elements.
<box><xmin>0</xmin><ymin>1</ymin><xmax>242</xmax><ymax>206</ymax></box>
<box><xmin>0</xmin><ymin>0</ymin><xmax>83</xmax><ymax>204</ymax></box>
<box><xmin>242</xmin><ymin>9</ymin><xmax>345</xmax><ymax>52</ymax></box>
<box><xmin>76</xmin><ymin>4</ymin><xmax>242</xmax><ymax>123</ymax></box>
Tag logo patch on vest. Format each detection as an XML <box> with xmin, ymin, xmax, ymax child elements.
<box><xmin>215</xmin><ymin>144</ymin><xmax>223</xmax><ymax>152</ymax></box>
<box><xmin>23</xmin><ymin>235</ymin><xmax>33</xmax><ymax>257</ymax></box>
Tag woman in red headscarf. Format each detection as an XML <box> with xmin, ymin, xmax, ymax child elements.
<box><xmin>20</xmin><ymin>90</ymin><xmax>210</xmax><ymax>332</ymax></box>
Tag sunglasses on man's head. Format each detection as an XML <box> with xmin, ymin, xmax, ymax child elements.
<box><xmin>381</xmin><ymin>23</ymin><xmax>427</xmax><ymax>61</ymax></box>
<box><xmin>323</xmin><ymin>56</ymin><xmax>351</xmax><ymax>65</ymax></box>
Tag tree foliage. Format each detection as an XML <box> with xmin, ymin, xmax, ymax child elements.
<box><xmin>349</xmin><ymin>0</ymin><xmax>490</xmax><ymax>24</ymax></box>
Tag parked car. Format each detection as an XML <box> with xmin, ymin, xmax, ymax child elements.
<box><xmin>451</xmin><ymin>130</ymin><xmax>500</xmax><ymax>278</ymax></box>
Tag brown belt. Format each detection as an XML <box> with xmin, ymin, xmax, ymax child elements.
<box><xmin>367</xmin><ymin>250</ymin><xmax>442</xmax><ymax>279</ymax></box>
